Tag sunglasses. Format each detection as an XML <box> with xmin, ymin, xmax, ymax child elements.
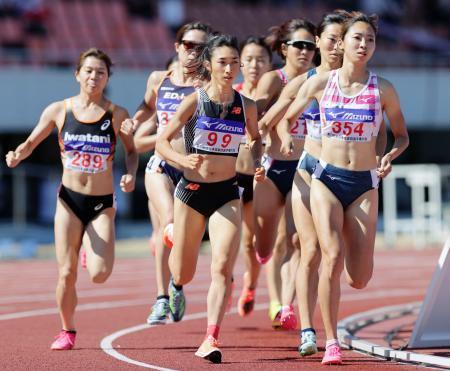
<box><xmin>285</xmin><ymin>40</ymin><xmax>316</xmax><ymax>51</ymax></box>
<box><xmin>181</xmin><ymin>40</ymin><xmax>205</xmax><ymax>51</ymax></box>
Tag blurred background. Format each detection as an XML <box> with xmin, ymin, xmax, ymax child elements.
<box><xmin>0</xmin><ymin>0</ymin><xmax>449</xmax><ymax>258</ymax></box>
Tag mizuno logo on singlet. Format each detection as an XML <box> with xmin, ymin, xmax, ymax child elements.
<box><xmin>341</xmin><ymin>112</ymin><xmax>374</xmax><ymax>121</ymax></box>
<box><xmin>328</xmin><ymin>111</ymin><xmax>346</xmax><ymax>119</ymax></box>
<box><xmin>305</xmin><ymin>112</ymin><xmax>320</xmax><ymax>120</ymax></box>
<box><xmin>64</xmin><ymin>132</ymin><xmax>111</xmax><ymax>143</ymax></box>
<box><xmin>200</xmin><ymin>120</ymin><xmax>216</xmax><ymax>128</ymax></box>
<box><xmin>326</xmin><ymin>108</ymin><xmax>375</xmax><ymax>122</ymax></box>
<box><xmin>158</xmin><ymin>102</ymin><xmax>172</xmax><ymax>109</ymax></box>
<box><xmin>94</xmin><ymin>203</ymin><xmax>103</xmax><ymax>211</ymax></box>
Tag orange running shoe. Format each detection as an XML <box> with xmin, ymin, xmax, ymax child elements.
<box><xmin>163</xmin><ymin>223</ymin><xmax>174</xmax><ymax>249</ymax></box>
<box><xmin>195</xmin><ymin>335</ymin><xmax>222</xmax><ymax>364</ymax></box>
<box><xmin>237</xmin><ymin>287</ymin><xmax>255</xmax><ymax>317</ymax></box>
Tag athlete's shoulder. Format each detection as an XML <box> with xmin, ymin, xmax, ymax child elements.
<box><xmin>240</xmin><ymin>93</ymin><xmax>256</xmax><ymax>110</ymax></box>
<box><xmin>308</xmin><ymin>70</ymin><xmax>331</xmax><ymax>89</ymax></box>
<box><xmin>376</xmin><ymin>75</ymin><xmax>394</xmax><ymax>91</ymax></box>
<box><xmin>112</xmin><ymin>103</ymin><xmax>129</xmax><ymax>119</ymax></box>
<box><xmin>44</xmin><ymin>99</ymin><xmax>66</xmax><ymax>118</ymax></box>
<box><xmin>147</xmin><ymin>70</ymin><xmax>169</xmax><ymax>87</ymax></box>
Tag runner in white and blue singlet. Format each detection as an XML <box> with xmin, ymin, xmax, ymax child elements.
<box><xmin>278</xmin><ymin>12</ymin><xmax>409</xmax><ymax>365</ymax></box>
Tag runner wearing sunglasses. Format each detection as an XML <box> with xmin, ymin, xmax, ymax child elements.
<box><xmin>131</xmin><ymin>22</ymin><xmax>212</xmax><ymax>326</ymax></box>
<box><xmin>254</xmin><ymin>18</ymin><xmax>316</xmax><ymax>330</ymax></box>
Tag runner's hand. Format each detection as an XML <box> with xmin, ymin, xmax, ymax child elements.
<box><xmin>120</xmin><ymin>174</ymin><xmax>135</xmax><ymax>192</ymax></box>
<box><xmin>121</xmin><ymin>118</ymin><xmax>140</xmax><ymax>134</ymax></box>
<box><xmin>181</xmin><ymin>154</ymin><xmax>203</xmax><ymax>170</ymax></box>
<box><xmin>377</xmin><ymin>154</ymin><xmax>392</xmax><ymax>178</ymax></box>
<box><xmin>6</xmin><ymin>151</ymin><xmax>21</xmax><ymax>168</ymax></box>
<box><xmin>254</xmin><ymin>166</ymin><xmax>265</xmax><ymax>182</ymax></box>
<box><xmin>120</xmin><ymin>119</ymin><xmax>136</xmax><ymax>136</ymax></box>
<box><xmin>280</xmin><ymin>134</ymin><xmax>293</xmax><ymax>157</ymax></box>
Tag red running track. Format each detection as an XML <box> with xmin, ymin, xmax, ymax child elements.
<box><xmin>0</xmin><ymin>248</ymin><xmax>440</xmax><ymax>370</ymax></box>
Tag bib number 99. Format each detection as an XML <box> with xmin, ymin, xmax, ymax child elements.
<box><xmin>207</xmin><ymin>132</ymin><xmax>232</xmax><ymax>148</ymax></box>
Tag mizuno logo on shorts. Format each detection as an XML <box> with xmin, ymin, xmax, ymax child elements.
<box><xmin>185</xmin><ymin>183</ymin><xmax>200</xmax><ymax>191</ymax></box>
<box><xmin>272</xmin><ymin>169</ymin><xmax>286</xmax><ymax>175</ymax></box>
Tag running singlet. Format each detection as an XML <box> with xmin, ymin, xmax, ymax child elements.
<box><xmin>320</xmin><ymin>69</ymin><xmax>382</xmax><ymax>142</ymax></box>
<box><xmin>276</xmin><ymin>68</ymin><xmax>307</xmax><ymax>140</ymax></box>
<box><xmin>303</xmin><ymin>68</ymin><xmax>321</xmax><ymax>141</ymax></box>
<box><xmin>184</xmin><ymin>88</ymin><xmax>246</xmax><ymax>157</ymax></box>
<box><xmin>156</xmin><ymin>73</ymin><xmax>195</xmax><ymax>136</ymax></box>
<box><xmin>59</xmin><ymin>99</ymin><xmax>116</xmax><ymax>174</ymax></box>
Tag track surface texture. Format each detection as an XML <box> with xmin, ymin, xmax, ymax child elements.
<box><xmin>0</xmin><ymin>247</ymin><xmax>442</xmax><ymax>370</ymax></box>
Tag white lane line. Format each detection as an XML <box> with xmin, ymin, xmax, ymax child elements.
<box><xmin>0</xmin><ymin>288</ymin><xmax>143</xmax><ymax>305</ymax></box>
<box><xmin>100</xmin><ymin>304</ymin><xmax>266</xmax><ymax>370</ymax></box>
<box><xmin>0</xmin><ymin>287</ymin><xmax>421</xmax><ymax>322</ymax></box>
<box><xmin>0</xmin><ymin>299</ymin><xmax>149</xmax><ymax>320</ymax></box>
<box><xmin>99</xmin><ymin>288</ymin><xmax>422</xmax><ymax>369</ymax></box>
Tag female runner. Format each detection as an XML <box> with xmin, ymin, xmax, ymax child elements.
<box><xmin>5</xmin><ymin>48</ymin><xmax>138</xmax><ymax>350</ymax></box>
<box><xmin>278</xmin><ymin>12</ymin><xmax>408</xmax><ymax>364</ymax></box>
<box><xmin>254</xmin><ymin>18</ymin><xmax>316</xmax><ymax>328</ymax></box>
<box><xmin>156</xmin><ymin>34</ymin><xmax>264</xmax><ymax>363</ymax></box>
<box><xmin>128</xmin><ymin>22</ymin><xmax>212</xmax><ymax>324</ymax></box>
<box><xmin>233</xmin><ymin>36</ymin><xmax>272</xmax><ymax>317</ymax></box>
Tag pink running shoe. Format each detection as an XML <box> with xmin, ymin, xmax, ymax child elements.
<box><xmin>280</xmin><ymin>304</ymin><xmax>297</xmax><ymax>330</ymax></box>
<box><xmin>80</xmin><ymin>249</ymin><xmax>87</xmax><ymax>269</ymax></box>
<box><xmin>255</xmin><ymin>251</ymin><xmax>272</xmax><ymax>265</ymax></box>
<box><xmin>322</xmin><ymin>343</ymin><xmax>343</xmax><ymax>365</ymax></box>
<box><xmin>163</xmin><ymin>223</ymin><xmax>174</xmax><ymax>249</ymax></box>
<box><xmin>50</xmin><ymin>330</ymin><xmax>76</xmax><ymax>350</ymax></box>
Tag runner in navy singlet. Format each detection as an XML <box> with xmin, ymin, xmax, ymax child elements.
<box><xmin>156</xmin><ymin>34</ymin><xmax>264</xmax><ymax>364</ymax></box>
<box><xmin>254</xmin><ymin>18</ymin><xmax>317</xmax><ymax>330</ymax></box>
<box><xmin>130</xmin><ymin>22</ymin><xmax>212</xmax><ymax>326</ymax></box>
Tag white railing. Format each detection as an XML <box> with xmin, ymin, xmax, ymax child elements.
<box><xmin>383</xmin><ymin>164</ymin><xmax>450</xmax><ymax>248</ymax></box>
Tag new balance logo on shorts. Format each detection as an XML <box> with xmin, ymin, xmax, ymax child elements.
<box><xmin>185</xmin><ymin>183</ymin><xmax>200</xmax><ymax>191</ymax></box>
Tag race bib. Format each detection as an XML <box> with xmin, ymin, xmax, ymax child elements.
<box><xmin>145</xmin><ymin>155</ymin><xmax>163</xmax><ymax>174</ymax></box>
<box><xmin>323</xmin><ymin>108</ymin><xmax>375</xmax><ymax>142</ymax></box>
<box><xmin>289</xmin><ymin>116</ymin><xmax>307</xmax><ymax>140</ymax></box>
<box><xmin>64</xmin><ymin>150</ymin><xmax>108</xmax><ymax>173</ymax></box>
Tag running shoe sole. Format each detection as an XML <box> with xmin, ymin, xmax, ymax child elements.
<box><xmin>195</xmin><ymin>349</ymin><xmax>222</xmax><ymax>364</ymax></box>
<box><xmin>299</xmin><ymin>342</ymin><xmax>318</xmax><ymax>356</ymax></box>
